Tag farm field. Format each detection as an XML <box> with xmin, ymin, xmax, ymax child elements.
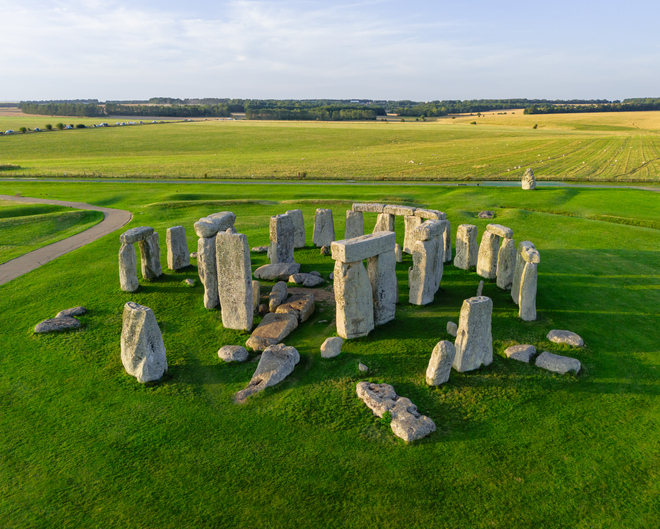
<box><xmin>0</xmin><ymin>181</ymin><xmax>659</xmax><ymax>528</ymax></box>
<box><xmin>0</xmin><ymin>200</ymin><xmax>103</xmax><ymax>264</ymax></box>
<box><xmin>1</xmin><ymin>111</ymin><xmax>660</xmax><ymax>181</ymax></box>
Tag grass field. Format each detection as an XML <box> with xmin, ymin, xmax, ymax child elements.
<box><xmin>1</xmin><ymin>110</ymin><xmax>660</xmax><ymax>181</ymax></box>
<box><xmin>0</xmin><ymin>181</ymin><xmax>658</xmax><ymax>528</ymax></box>
<box><xmin>0</xmin><ymin>200</ymin><xmax>104</xmax><ymax>264</ymax></box>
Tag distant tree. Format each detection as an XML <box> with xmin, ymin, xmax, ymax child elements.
<box><xmin>56</xmin><ymin>123</ymin><xmax>64</xmax><ymax>130</ymax></box>
<box><xmin>533</xmin><ymin>124</ymin><xmax>538</xmax><ymax>129</ymax></box>
<box><xmin>45</xmin><ymin>124</ymin><xmax>53</xmax><ymax>130</ymax></box>
<box><xmin>19</xmin><ymin>127</ymin><xmax>27</xmax><ymax>133</ymax></box>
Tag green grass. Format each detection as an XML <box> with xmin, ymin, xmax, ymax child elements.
<box><xmin>1</xmin><ymin>110</ymin><xmax>660</xmax><ymax>181</ymax></box>
<box><xmin>0</xmin><ymin>200</ymin><xmax>104</xmax><ymax>264</ymax></box>
<box><xmin>0</xmin><ymin>181</ymin><xmax>659</xmax><ymax>528</ymax></box>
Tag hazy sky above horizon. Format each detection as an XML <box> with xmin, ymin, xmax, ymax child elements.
<box><xmin>1</xmin><ymin>0</ymin><xmax>658</xmax><ymax>101</ymax></box>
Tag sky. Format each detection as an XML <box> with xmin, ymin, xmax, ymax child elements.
<box><xmin>1</xmin><ymin>0</ymin><xmax>659</xmax><ymax>101</ymax></box>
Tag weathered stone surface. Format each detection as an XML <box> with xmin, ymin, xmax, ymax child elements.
<box><xmin>269</xmin><ymin>214</ymin><xmax>295</xmax><ymax>265</ymax></box>
<box><xmin>120</xmin><ymin>302</ymin><xmax>167</xmax><ymax>383</ymax></box>
<box><xmin>504</xmin><ymin>344</ymin><xmax>537</xmax><ymax>363</ymax></box>
<box><xmin>403</xmin><ymin>215</ymin><xmax>423</xmax><ymax>253</ymax></box>
<box><xmin>547</xmin><ymin>330</ymin><xmax>584</xmax><ymax>347</ymax></box>
<box><xmin>522</xmin><ymin>247</ymin><xmax>541</xmax><ymax>264</ymax></box>
<box><xmin>276</xmin><ymin>293</ymin><xmax>315</xmax><ymax>322</ymax></box>
<box><xmin>216</xmin><ymin>229</ymin><xmax>253</xmax><ymax>331</ymax></box>
<box><xmin>55</xmin><ymin>306</ymin><xmax>86</xmax><ymax>318</ymax></box>
<box><xmin>356</xmin><ymin>382</ymin><xmax>436</xmax><ymax>442</ymax></box>
<box><xmin>453</xmin><ymin>296</ymin><xmax>493</xmax><ymax>372</ymax></box>
<box><xmin>320</xmin><ymin>245</ymin><xmax>330</xmax><ymax>256</ymax></box>
<box><xmin>476</xmin><ymin>280</ymin><xmax>484</xmax><ymax>297</ymax></box>
<box><xmin>303</xmin><ymin>275</ymin><xmax>324</xmax><ymax>287</ymax></box>
<box><xmin>395</xmin><ymin>243</ymin><xmax>402</xmax><ymax>262</ymax></box>
<box><xmin>190</xmin><ymin>251</ymin><xmax>198</xmax><ymax>259</ymax></box>
<box><xmin>329</xmin><ymin>272</ymin><xmax>334</xmax><ymax>280</ymax></box>
<box><xmin>358</xmin><ymin>362</ymin><xmax>369</xmax><ymax>372</ymax></box>
<box><xmin>258</xmin><ymin>304</ymin><xmax>269</xmax><ymax>315</ymax></box>
<box><xmin>331</xmin><ymin>231</ymin><xmax>395</xmax><ymax>263</ymax></box>
<box><xmin>251</xmin><ymin>246</ymin><xmax>268</xmax><ymax>253</ymax></box>
<box><xmin>184</xmin><ymin>278</ymin><xmax>195</xmax><ymax>287</ymax></box>
<box><xmin>138</xmin><ymin>232</ymin><xmax>162</xmax><ymax>281</ymax></box>
<box><xmin>414</xmin><ymin>219</ymin><xmax>446</xmax><ymax>242</ymax></box>
<box><xmin>519</xmin><ymin>262</ymin><xmax>538</xmax><ymax>321</ymax></box>
<box><xmin>218</xmin><ymin>345</ymin><xmax>249</xmax><ymax>362</ymax></box>
<box><xmin>426</xmin><ymin>340</ymin><xmax>456</xmax><ymax>386</ymax></box>
<box><xmin>384</xmin><ymin>204</ymin><xmax>416</xmax><ymax>216</ymax></box>
<box><xmin>478</xmin><ymin>211</ymin><xmax>494</xmax><ymax>219</ymax></box>
<box><xmin>344</xmin><ymin>210</ymin><xmax>365</xmax><ymax>240</ymax></box>
<box><xmin>415</xmin><ymin>208</ymin><xmax>445</xmax><ymax>220</ymax></box>
<box><xmin>120</xmin><ymin>226</ymin><xmax>154</xmax><ymax>244</ymax></box>
<box><xmin>486</xmin><ymin>223</ymin><xmax>514</xmax><ymax>239</ymax></box>
<box><xmin>309</xmin><ymin>271</ymin><xmax>322</xmax><ymax>277</ymax></box>
<box><xmin>288</xmin><ymin>273</ymin><xmax>307</xmax><ymax>284</ymax></box>
<box><xmin>476</xmin><ymin>231</ymin><xmax>500</xmax><ymax>280</ymax></box>
<box><xmin>245</xmin><ymin>313</ymin><xmax>298</xmax><ymax>352</ymax></box>
<box><xmin>254</xmin><ymin>262</ymin><xmax>301</xmax><ymax>281</ymax></box>
<box><xmin>313</xmin><ymin>208</ymin><xmax>335</xmax><ymax>247</ymax></box>
<box><xmin>194</xmin><ymin>211</ymin><xmax>236</xmax><ymax>238</ymax></box>
<box><xmin>320</xmin><ymin>336</ymin><xmax>343</xmax><ymax>358</ymax></box>
<box><xmin>454</xmin><ymin>224</ymin><xmax>478</xmax><ymax>269</ymax></box>
<box><xmin>334</xmin><ymin>260</ymin><xmax>374</xmax><ymax>339</ymax></box>
<box><xmin>119</xmin><ymin>242</ymin><xmax>139</xmax><ymax>292</ymax></box>
<box><xmin>522</xmin><ymin>168</ymin><xmax>536</xmax><ymax>190</ymax></box>
<box><xmin>268</xmin><ymin>281</ymin><xmax>288</xmax><ymax>312</ymax></box>
<box><xmin>442</xmin><ymin>220</ymin><xmax>452</xmax><ymax>263</ymax></box>
<box><xmin>285</xmin><ymin>209</ymin><xmax>306</xmax><ymax>248</ymax></box>
<box><xmin>536</xmin><ymin>351</ymin><xmax>581</xmax><ymax>374</ymax></box>
<box><xmin>409</xmin><ymin>238</ymin><xmax>437</xmax><ymax>306</ymax></box>
<box><xmin>511</xmin><ymin>241</ymin><xmax>536</xmax><ymax>304</ymax></box>
<box><xmin>198</xmin><ymin>236</ymin><xmax>219</xmax><ymax>309</ymax></box>
<box><xmin>34</xmin><ymin>316</ymin><xmax>81</xmax><ymax>334</ymax></box>
<box><xmin>252</xmin><ymin>280</ymin><xmax>260</xmax><ymax>312</ymax></box>
<box><xmin>447</xmin><ymin>321</ymin><xmax>457</xmax><ymax>337</ymax></box>
<box><xmin>353</xmin><ymin>203</ymin><xmax>385</xmax><ymax>213</ymax></box>
<box><xmin>235</xmin><ymin>344</ymin><xmax>300</xmax><ymax>401</ymax></box>
<box><xmin>367</xmin><ymin>250</ymin><xmax>397</xmax><ymax>325</ymax></box>
<box><xmin>496</xmin><ymin>237</ymin><xmax>516</xmax><ymax>290</ymax></box>
<box><xmin>372</xmin><ymin>213</ymin><xmax>395</xmax><ymax>233</ymax></box>
<box><xmin>166</xmin><ymin>226</ymin><xmax>190</xmax><ymax>270</ymax></box>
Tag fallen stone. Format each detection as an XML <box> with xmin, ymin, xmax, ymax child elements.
<box><xmin>138</xmin><ymin>232</ymin><xmax>162</xmax><ymax>281</ymax></box>
<box><xmin>547</xmin><ymin>330</ymin><xmax>584</xmax><ymax>347</ymax></box>
<box><xmin>119</xmin><ymin>242</ymin><xmax>139</xmax><ymax>292</ymax></box>
<box><xmin>522</xmin><ymin>168</ymin><xmax>536</xmax><ymax>190</ymax></box>
<box><xmin>476</xmin><ymin>231</ymin><xmax>500</xmax><ymax>280</ymax></box>
<box><xmin>120</xmin><ymin>302</ymin><xmax>167</xmax><ymax>383</ymax></box>
<box><xmin>329</xmin><ymin>272</ymin><xmax>334</xmax><ymax>280</ymax></box>
<box><xmin>453</xmin><ymin>296</ymin><xmax>493</xmax><ymax>372</ymax></box>
<box><xmin>415</xmin><ymin>208</ymin><xmax>445</xmax><ymax>220</ymax></box>
<box><xmin>268</xmin><ymin>281</ymin><xmax>288</xmax><ymax>312</ymax></box>
<box><xmin>309</xmin><ymin>271</ymin><xmax>322</xmax><ymax>277</ymax></box>
<box><xmin>476</xmin><ymin>280</ymin><xmax>484</xmax><ymax>297</ymax></box>
<box><xmin>447</xmin><ymin>321</ymin><xmax>457</xmax><ymax>337</ymax></box>
<box><xmin>334</xmin><ymin>260</ymin><xmax>374</xmax><ymax>339</ymax></box>
<box><xmin>454</xmin><ymin>224</ymin><xmax>478</xmax><ymax>270</ymax></box>
<box><xmin>395</xmin><ymin>243</ymin><xmax>403</xmax><ymax>262</ymax></box>
<box><xmin>426</xmin><ymin>340</ymin><xmax>456</xmax><ymax>385</ymax></box>
<box><xmin>194</xmin><ymin>212</ymin><xmax>236</xmax><ymax>238</ymax></box>
<box><xmin>486</xmin><ymin>223</ymin><xmax>513</xmax><ymax>239</ymax></box>
<box><xmin>331</xmin><ymin>231</ymin><xmax>395</xmax><ymax>263</ymax></box>
<box><xmin>478</xmin><ymin>211</ymin><xmax>494</xmax><ymax>219</ymax></box>
<box><xmin>269</xmin><ymin>213</ymin><xmax>295</xmax><ymax>265</ymax></box>
<box><xmin>504</xmin><ymin>344</ymin><xmax>537</xmax><ymax>363</ymax></box>
<box><xmin>216</xmin><ymin>229</ymin><xmax>253</xmax><ymax>331</ymax></box>
<box><xmin>120</xmin><ymin>226</ymin><xmax>154</xmax><ymax>244</ymax></box>
<box><xmin>372</xmin><ymin>212</ymin><xmax>395</xmax><ymax>233</ymax></box>
<box><xmin>183</xmin><ymin>278</ymin><xmax>195</xmax><ymax>287</ymax></box>
<box><xmin>34</xmin><ymin>316</ymin><xmax>81</xmax><ymax>334</ymax></box>
<box><xmin>535</xmin><ymin>351</ymin><xmax>581</xmax><ymax>374</ymax></box>
<box><xmin>496</xmin><ymin>237</ymin><xmax>516</xmax><ymax>290</ymax></box>
<box><xmin>254</xmin><ymin>262</ymin><xmax>301</xmax><ymax>281</ymax></box>
<box><xmin>303</xmin><ymin>275</ymin><xmax>324</xmax><ymax>287</ymax></box>
<box><xmin>190</xmin><ymin>251</ymin><xmax>198</xmax><ymax>259</ymax></box>
<box><xmin>258</xmin><ymin>304</ymin><xmax>269</xmax><ymax>315</ymax></box>
<box><xmin>285</xmin><ymin>209</ymin><xmax>306</xmax><ymax>248</ymax></box>
<box><xmin>246</xmin><ymin>312</ymin><xmax>298</xmax><ymax>351</ymax></box>
<box><xmin>55</xmin><ymin>306</ymin><xmax>86</xmax><ymax>318</ymax></box>
<box><xmin>218</xmin><ymin>345</ymin><xmax>249</xmax><ymax>362</ymax></box>
<box><xmin>320</xmin><ymin>245</ymin><xmax>330</xmax><ymax>256</ymax></box>
<box><xmin>235</xmin><ymin>344</ymin><xmax>300</xmax><ymax>401</ymax></box>
<box><xmin>313</xmin><ymin>208</ymin><xmax>335</xmax><ymax>247</ymax></box>
<box><xmin>198</xmin><ymin>236</ymin><xmax>219</xmax><ymax>309</ymax></box>
<box><xmin>353</xmin><ymin>203</ymin><xmax>385</xmax><ymax>213</ymax></box>
<box><xmin>358</xmin><ymin>362</ymin><xmax>369</xmax><ymax>372</ymax></box>
<box><xmin>320</xmin><ymin>337</ymin><xmax>343</xmax><ymax>358</ymax></box>
<box><xmin>251</xmin><ymin>246</ymin><xmax>269</xmax><ymax>253</ymax></box>
<box><xmin>166</xmin><ymin>226</ymin><xmax>190</xmax><ymax>270</ymax></box>
<box><xmin>276</xmin><ymin>293</ymin><xmax>315</xmax><ymax>322</ymax></box>
<box><xmin>345</xmin><ymin>210</ymin><xmax>365</xmax><ymax>239</ymax></box>
<box><xmin>384</xmin><ymin>204</ymin><xmax>416</xmax><ymax>216</ymax></box>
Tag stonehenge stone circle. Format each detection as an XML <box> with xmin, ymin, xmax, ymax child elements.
<box><xmin>476</xmin><ymin>231</ymin><xmax>500</xmax><ymax>280</ymax></box>
<box><xmin>373</xmin><ymin>213</ymin><xmax>395</xmax><ymax>233</ymax></box>
<box><xmin>403</xmin><ymin>215</ymin><xmax>423</xmax><ymax>253</ymax></box>
<box><xmin>166</xmin><ymin>226</ymin><xmax>190</xmax><ymax>270</ymax></box>
<box><xmin>313</xmin><ymin>208</ymin><xmax>335</xmax><ymax>247</ymax></box>
<box><xmin>496</xmin><ymin>237</ymin><xmax>516</xmax><ymax>290</ymax></box>
<box><xmin>426</xmin><ymin>340</ymin><xmax>456</xmax><ymax>386</ymax></box>
<box><xmin>320</xmin><ymin>337</ymin><xmax>343</xmax><ymax>358</ymax></box>
<box><xmin>198</xmin><ymin>236</ymin><xmax>219</xmax><ymax>309</ymax></box>
<box><xmin>235</xmin><ymin>344</ymin><xmax>300</xmax><ymax>402</ymax></box>
<box><xmin>504</xmin><ymin>344</ymin><xmax>537</xmax><ymax>363</ymax></box>
<box><xmin>345</xmin><ymin>210</ymin><xmax>365</xmax><ymax>239</ymax></box>
<box><xmin>119</xmin><ymin>242</ymin><xmax>139</xmax><ymax>292</ymax></box>
<box><xmin>218</xmin><ymin>345</ymin><xmax>249</xmax><ymax>362</ymax></box>
<box><xmin>454</xmin><ymin>224</ymin><xmax>478</xmax><ymax>270</ymax></box>
<box><xmin>535</xmin><ymin>351</ymin><xmax>581</xmax><ymax>374</ymax></box>
<box><xmin>121</xmin><ymin>302</ymin><xmax>167</xmax><ymax>383</ymax></box>
<box><xmin>269</xmin><ymin>213</ymin><xmax>295</xmax><ymax>265</ymax></box>
<box><xmin>285</xmin><ymin>209</ymin><xmax>306</xmax><ymax>248</ymax></box>
<box><xmin>547</xmin><ymin>330</ymin><xmax>584</xmax><ymax>347</ymax></box>
<box><xmin>453</xmin><ymin>296</ymin><xmax>493</xmax><ymax>372</ymax></box>
<box><xmin>216</xmin><ymin>229</ymin><xmax>253</xmax><ymax>331</ymax></box>
<box><xmin>522</xmin><ymin>168</ymin><xmax>536</xmax><ymax>190</ymax></box>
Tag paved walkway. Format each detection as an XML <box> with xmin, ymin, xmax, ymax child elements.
<box><xmin>0</xmin><ymin>195</ymin><xmax>132</xmax><ymax>286</ymax></box>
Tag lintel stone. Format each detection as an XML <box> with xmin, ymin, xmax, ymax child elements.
<box><xmin>331</xmin><ymin>232</ymin><xmax>395</xmax><ymax>263</ymax></box>
<box><xmin>352</xmin><ymin>203</ymin><xmax>385</xmax><ymax>213</ymax></box>
<box><xmin>383</xmin><ymin>204</ymin><xmax>416</xmax><ymax>216</ymax></box>
<box><xmin>486</xmin><ymin>223</ymin><xmax>514</xmax><ymax>239</ymax></box>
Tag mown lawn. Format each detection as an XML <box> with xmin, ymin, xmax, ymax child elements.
<box><xmin>0</xmin><ymin>181</ymin><xmax>659</xmax><ymax>528</ymax></box>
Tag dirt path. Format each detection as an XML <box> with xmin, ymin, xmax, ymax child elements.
<box><xmin>0</xmin><ymin>195</ymin><xmax>132</xmax><ymax>286</ymax></box>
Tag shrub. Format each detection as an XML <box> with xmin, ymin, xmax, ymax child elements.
<box><xmin>19</xmin><ymin>127</ymin><xmax>27</xmax><ymax>133</ymax></box>
<box><xmin>76</xmin><ymin>124</ymin><xmax>86</xmax><ymax>129</ymax></box>
<box><xmin>56</xmin><ymin>123</ymin><xmax>64</xmax><ymax>130</ymax></box>
<box><xmin>45</xmin><ymin>124</ymin><xmax>53</xmax><ymax>130</ymax></box>
<box><xmin>533</xmin><ymin>124</ymin><xmax>538</xmax><ymax>129</ymax></box>
<box><xmin>471</xmin><ymin>121</ymin><xmax>477</xmax><ymax>125</ymax></box>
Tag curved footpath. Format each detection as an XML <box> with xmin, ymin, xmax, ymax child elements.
<box><xmin>0</xmin><ymin>195</ymin><xmax>132</xmax><ymax>286</ymax></box>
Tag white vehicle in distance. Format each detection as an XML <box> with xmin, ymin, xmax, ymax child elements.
<box><xmin>5</xmin><ymin>130</ymin><xmax>14</xmax><ymax>134</ymax></box>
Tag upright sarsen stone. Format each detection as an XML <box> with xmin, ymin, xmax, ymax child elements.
<box><xmin>121</xmin><ymin>302</ymin><xmax>167</xmax><ymax>383</ymax></box>
<box><xmin>345</xmin><ymin>210</ymin><xmax>365</xmax><ymax>240</ymax></box>
<box><xmin>198</xmin><ymin>236</ymin><xmax>219</xmax><ymax>309</ymax></box>
<box><xmin>453</xmin><ymin>296</ymin><xmax>493</xmax><ymax>372</ymax></box>
<box><xmin>119</xmin><ymin>243</ymin><xmax>139</xmax><ymax>292</ymax></box>
<box><xmin>496</xmin><ymin>237</ymin><xmax>516</xmax><ymax>290</ymax></box>
<box><xmin>476</xmin><ymin>231</ymin><xmax>500</xmax><ymax>279</ymax></box>
<box><xmin>285</xmin><ymin>209</ymin><xmax>305</xmax><ymax>248</ymax></box>
<box><xmin>334</xmin><ymin>260</ymin><xmax>374</xmax><ymax>339</ymax></box>
<box><xmin>519</xmin><ymin>262</ymin><xmax>538</xmax><ymax>321</ymax></box>
<box><xmin>373</xmin><ymin>213</ymin><xmax>395</xmax><ymax>233</ymax></box>
<box><xmin>313</xmin><ymin>209</ymin><xmax>335</xmax><ymax>247</ymax></box>
<box><xmin>409</xmin><ymin>238</ymin><xmax>438</xmax><ymax>305</ymax></box>
<box><xmin>454</xmin><ymin>224</ymin><xmax>478</xmax><ymax>270</ymax></box>
<box><xmin>511</xmin><ymin>241</ymin><xmax>537</xmax><ymax>305</ymax></box>
<box><xmin>522</xmin><ymin>168</ymin><xmax>536</xmax><ymax>190</ymax></box>
<box><xmin>367</xmin><ymin>250</ymin><xmax>397</xmax><ymax>325</ymax></box>
<box><xmin>138</xmin><ymin>232</ymin><xmax>162</xmax><ymax>281</ymax></box>
<box><xmin>426</xmin><ymin>340</ymin><xmax>456</xmax><ymax>386</ymax></box>
<box><xmin>216</xmin><ymin>229</ymin><xmax>253</xmax><ymax>331</ymax></box>
<box><xmin>403</xmin><ymin>215</ymin><xmax>422</xmax><ymax>254</ymax></box>
<box><xmin>442</xmin><ymin>221</ymin><xmax>452</xmax><ymax>263</ymax></box>
<box><xmin>166</xmin><ymin>226</ymin><xmax>190</xmax><ymax>270</ymax></box>
<box><xmin>269</xmin><ymin>213</ymin><xmax>295</xmax><ymax>264</ymax></box>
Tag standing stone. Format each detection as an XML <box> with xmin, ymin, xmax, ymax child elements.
<box><xmin>426</xmin><ymin>340</ymin><xmax>456</xmax><ymax>386</ymax></box>
<box><xmin>344</xmin><ymin>210</ymin><xmax>365</xmax><ymax>240</ymax></box>
<box><xmin>120</xmin><ymin>302</ymin><xmax>167</xmax><ymax>383</ymax></box>
<box><xmin>252</xmin><ymin>280</ymin><xmax>260</xmax><ymax>312</ymax></box>
<box><xmin>285</xmin><ymin>209</ymin><xmax>305</xmax><ymax>248</ymax></box>
<box><xmin>313</xmin><ymin>209</ymin><xmax>335</xmax><ymax>247</ymax></box>
<box><xmin>394</xmin><ymin>243</ymin><xmax>403</xmax><ymax>262</ymax></box>
<box><xmin>216</xmin><ymin>229</ymin><xmax>253</xmax><ymax>331</ymax></box>
<box><xmin>476</xmin><ymin>231</ymin><xmax>500</xmax><ymax>280</ymax></box>
<box><xmin>403</xmin><ymin>215</ymin><xmax>423</xmax><ymax>254</ymax></box>
<box><xmin>447</xmin><ymin>321</ymin><xmax>457</xmax><ymax>337</ymax></box>
<box><xmin>166</xmin><ymin>226</ymin><xmax>190</xmax><ymax>270</ymax></box>
<box><xmin>496</xmin><ymin>237</ymin><xmax>516</xmax><ymax>290</ymax></box>
<box><xmin>409</xmin><ymin>238</ymin><xmax>438</xmax><ymax>305</ymax></box>
<box><xmin>511</xmin><ymin>241</ymin><xmax>536</xmax><ymax>305</ymax></box>
<box><xmin>119</xmin><ymin>243</ymin><xmax>139</xmax><ymax>292</ymax></box>
<box><xmin>454</xmin><ymin>224</ymin><xmax>478</xmax><ymax>270</ymax></box>
<box><xmin>138</xmin><ymin>232</ymin><xmax>162</xmax><ymax>281</ymax></box>
<box><xmin>198</xmin><ymin>236</ymin><xmax>219</xmax><ymax>309</ymax></box>
<box><xmin>269</xmin><ymin>214</ymin><xmax>295</xmax><ymax>265</ymax></box>
<box><xmin>442</xmin><ymin>221</ymin><xmax>452</xmax><ymax>263</ymax></box>
<box><xmin>373</xmin><ymin>213</ymin><xmax>395</xmax><ymax>233</ymax></box>
<box><xmin>522</xmin><ymin>168</ymin><xmax>536</xmax><ymax>190</ymax></box>
<box><xmin>367</xmin><ymin>250</ymin><xmax>397</xmax><ymax>325</ymax></box>
<box><xmin>334</xmin><ymin>260</ymin><xmax>374</xmax><ymax>339</ymax></box>
<box><xmin>519</xmin><ymin>262</ymin><xmax>538</xmax><ymax>321</ymax></box>
<box><xmin>453</xmin><ymin>296</ymin><xmax>493</xmax><ymax>372</ymax></box>
<box><xmin>476</xmin><ymin>280</ymin><xmax>484</xmax><ymax>297</ymax></box>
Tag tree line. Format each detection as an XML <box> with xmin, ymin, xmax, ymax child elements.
<box><xmin>20</xmin><ymin>102</ymin><xmax>105</xmax><ymax>117</ymax></box>
<box><xmin>104</xmin><ymin>103</ymin><xmax>232</xmax><ymax>117</ymax></box>
<box><xmin>524</xmin><ymin>101</ymin><xmax>660</xmax><ymax>115</ymax></box>
<box><xmin>245</xmin><ymin>106</ymin><xmax>378</xmax><ymax>121</ymax></box>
